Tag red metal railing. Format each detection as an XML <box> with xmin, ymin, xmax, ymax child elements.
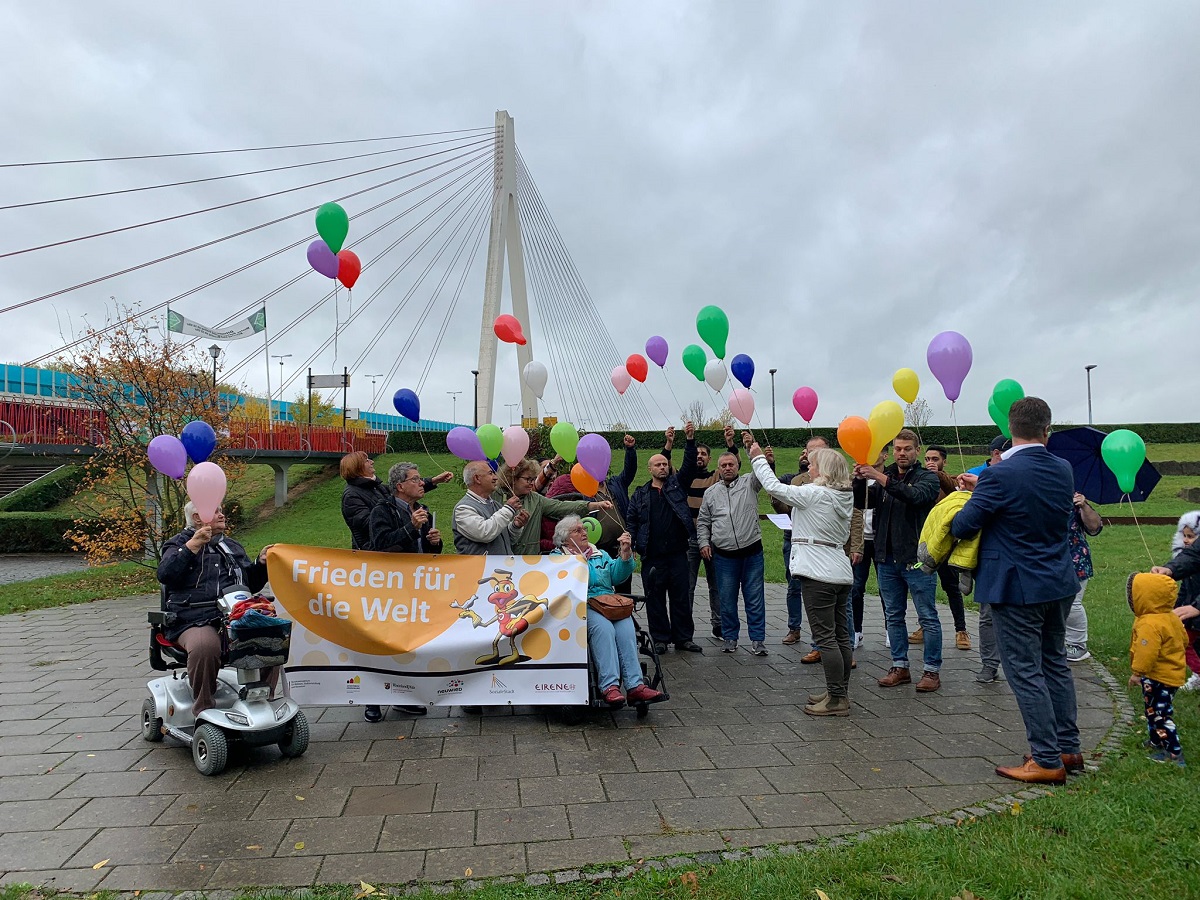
<box><xmin>0</xmin><ymin>398</ymin><xmax>108</xmax><ymax>446</ymax></box>
<box><xmin>226</xmin><ymin>423</ymin><xmax>386</xmax><ymax>455</ymax></box>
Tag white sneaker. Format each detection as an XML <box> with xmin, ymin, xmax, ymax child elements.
<box><xmin>884</xmin><ymin>633</ymin><xmax>891</xmax><ymax>649</ymax></box>
<box><xmin>854</xmin><ymin>632</ymin><xmax>864</xmax><ymax>649</ymax></box>
<box><xmin>1181</xmin><ymin>673</ymin><xmax>1200</xmax><ymax>692</ymax></box>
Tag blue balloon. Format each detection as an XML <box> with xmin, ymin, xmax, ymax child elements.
<box><xmin>487</xmin><ymin>458</ymin><xmax>499</xmax><ymax>472</ymax></box>
<box><xmin>730</xmin><ymin>353</ymin><xmax>755</xmax><ymax>389</ymax></box>
<box><xmin>180</xmin><ymin>420</ymin><xmax>217</xmax><ymax>464</ymax></box>
<box><xmin>393</xmin><ymin>388</ymin><xmax>420</xmax><ymax>423</ymax></box>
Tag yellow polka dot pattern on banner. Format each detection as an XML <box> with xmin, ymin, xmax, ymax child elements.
<box><xmin>522</xmin><ymin>628</ymin><xmax>551</xmax><ymax>660</ymax></box>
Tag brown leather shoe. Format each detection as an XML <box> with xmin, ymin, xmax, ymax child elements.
<box><xmin>1025</xmin><ymin>752</ymin><xmax>1085</xmax><ymax>774</ymax></box>
<box><xmin>782</xmin><ymin>629</ymin><xmax>803</xmax><ymax>645</ymax></box>
<box><xmin>801</xmin><ymin>649</ymin><xmax>822</xmax><ymax>664</ymax></box>
<box><xmin>851</xmin><ymin>657</ymin><xmax>857</xmax><ymax>670</ymax></box>
<box><xmin>909</xmin><ymin>626</ymin><xmax>924</xmax><ymax>643</ymax></box>
<box><xmin>996</xmin><ymin>758</ymin><xmax>1066</xmax><ymax>785</ymax></box>
<box><xmin>915</xmin><ymin>672</ymin><xmax>941</xmax><ymax>693</ymax></box>
<box><xmin>877</xmin><ymin>667</ymin><xmax>911</xmax><ymax>687</ymax></box>
<box><xmin>955</xmin><ymin>630</ymin><xmax>972</xmax><ymax>651</ymax></box>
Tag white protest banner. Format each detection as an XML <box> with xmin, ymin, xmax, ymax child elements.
<box><xmin>266</xmin><ymin>545</ymin><xmax>589</xmax><ymax>707</ymax></box>
<box><xmin>167</xmin><ymin>307</ymin><xmax>266</xmax><ymax>341</ymax></box>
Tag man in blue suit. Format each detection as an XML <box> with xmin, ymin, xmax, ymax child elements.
<box><xmin>951</xmin><ymin>397</ymin><xmax>1083</xmax><ymax>785</ymax></box>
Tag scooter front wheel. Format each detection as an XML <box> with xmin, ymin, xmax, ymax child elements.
<box><xmin>140</xmin><ymin>697</ymin><xmax>163</xmax><ymax>743</ymax></box>
<box><xmin>193</xmin><ymin>723</ymin><xmax>229</xmax><ymax>776</ymax></box>
<box><xmin>278</xmin><ymin>709</ymin><xmax>309</xmax><ymax>758</ymax></box>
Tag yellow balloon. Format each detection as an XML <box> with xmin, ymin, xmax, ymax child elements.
<box><xmin>868</xmin><ymin>400</ymin><xmax>905</xmax><ymax>462</ymax></box>
<box><xmin>892</xmin><ymin>368</ymin><xmax>920</xmax><ymax>404</ymax></box>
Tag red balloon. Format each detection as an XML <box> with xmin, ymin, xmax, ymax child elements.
<box><xmin>336</xmin><ymin>250</ymin><xmax>361</xmax><ymax>289</ymax></box>
<box><xmin>625</xmin><ymin>353</ymin><xmax>648</xmax><ymax>383</ymax></box>
<box><xmin>494</xmin><ymin>314</ymin><xmax>527</xmax><ymax>345</ymax></box>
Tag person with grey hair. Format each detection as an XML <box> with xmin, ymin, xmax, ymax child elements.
<box><xmin>369</xmin><ymin>462</ymin><xmax>443</xmax><ymax>555</ymax></box>
<box><xmin>554</xmin><ymin>515</ymin><xmax>665</xmax><ymax>708</ymax></box>
<box><xmin>452</xmin><ymin>460</ymin><xmax>525</xmax><ymax>555</ymax></box>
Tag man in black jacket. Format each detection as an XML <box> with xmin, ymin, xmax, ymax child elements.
<box><xmin>856</xmin><ymin>429</ymin><xmax>943</xmax><ymax>692</ymax></box>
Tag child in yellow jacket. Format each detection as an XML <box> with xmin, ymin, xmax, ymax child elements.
<box><xmin>1128</xmin><ymin>573</ymin><xmax>1189</xmax><ymax>767</ymax></box>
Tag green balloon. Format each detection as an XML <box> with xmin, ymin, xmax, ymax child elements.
<box><xmin>696</xmin><ymin>305</ymin><xmax>729</xmax><ymax>360</ymax></box>
<box><xmin>581</xmin><ymin>517</ymin><xmax>602</xmax><ymax>544</ymax></box>
<box><xmin>1101</xmin><ymin>429</ymin><xmax>1146</xmax><ymax>495</ymax></box>
<box><xmin>991</xmin><ymin>378</ymin><xmax>1025</xmax><ymax>416</ymax></box>
<box><xmin>476</xmin><ymin>423</ymin><xmax>503</xmax><ymax>460</ymax></box>
<box><xmin>550</xmin><ymin>421</ymin><xmax>580</xmax><ymax>463</ymax></box>
<box><xmin>987</xmin><ymin>396</ymin><xmax>1011</xmax><ymax>439</ymax></box>
<box><xmin>315</xmin><ymin>202</ymin><xmax>350</xmax><ymax>254</ymax></box>
<box><xmin>682</xmin><ymin>344</ymin><xmax>708</xmax><ymax>383</ymax></box>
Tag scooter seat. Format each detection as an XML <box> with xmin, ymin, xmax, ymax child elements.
<box><xmin>154</xmin><ymin>633</ymin><xmax>181</xmax><ymax>650</ymax></box>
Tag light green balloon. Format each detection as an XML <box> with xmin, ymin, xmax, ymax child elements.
<box><xmin>696</xmin><ymin>305</ymin><xmax>729</xmax><ymax>360</ymax></box>
<box><xmin>550</xmin><ymin>421</ymin><xmax>580</xmax><ymax>463</ymax></box>
<box><xmin>991</xmin><ymin>378</ymin><xmax>1025</xmax><ymax>417</ymax></box>
<box><xmin>1101</xmin><ymin>429</ymin><xmax>1146</xmax><ymax>494</ymax></box>
<box><xmin>988</xmin><ymin>396</ymin><xmax>1011</xmax><ymax>439</ymax></box>
<box><xmin>315</xmin><ymin>202</ymin><xmax>349</xmax><ymax>254</ymax></box>
<box><xmin>476</xmin><ymin>423</ymin><xmax>503</xmax><ymax>460</ymax></box>
<box><xmin>581</xmin><ymin>517</ymin><xmax>602</xmax><ymax>544</ymax></box>
<box><xmin>682</xmin><ymin>344</ymin><xmax>708</xmax><ymax>383</ymax></box>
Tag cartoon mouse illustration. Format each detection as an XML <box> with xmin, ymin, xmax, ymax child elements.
<box><xmin>450</xmin><ymin>568</ymin><xmax>549</xmax><ymax>666</ymax></box>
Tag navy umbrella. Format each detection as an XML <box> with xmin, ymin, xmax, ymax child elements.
<box><xmin>1046</xmin><ymin>426</ymin><xmax>1160</xmax><ymax>504</ymax></box>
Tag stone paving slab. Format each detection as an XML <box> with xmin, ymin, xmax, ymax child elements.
<box><xmin>0</xmin><ymin>584</ymin><xmax>1115</xmax><ymax>889</ymax></box>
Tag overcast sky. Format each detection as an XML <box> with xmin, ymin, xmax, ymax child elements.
<box><xmin>2</xmin><ymin>1</ymin><xmax>1197</xmax><ymax>431</ymax></box>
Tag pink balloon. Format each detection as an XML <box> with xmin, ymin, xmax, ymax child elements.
<box><xmin>611</xmin><ymin>365</ymin><xmax>631</xmax><ymax>395</ymax></box>
<box><xmin>501</xmin><ymin>425</ymin><xmax>530</xmax><ymax>468</ymax></box>
<box><xmin>792</xmin><ymin>387</ymin><xmax>818</xmax><ymax>423</ymax></box>
<box><xmin>926</xmin><ymin>331</ymin><xmax>973</xmax><ymax>402</ymax></box>
<box><xmin>186</xmin><ymin>461</ymin><xmax>227</xmax><ymax>524</ymax></box>
<box><xmin>728</xmin><ymin>388</ymin><xmax>755</xmax><ymax>426</ymax></box>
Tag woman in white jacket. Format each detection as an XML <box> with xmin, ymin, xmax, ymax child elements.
<box><xmin>750</xmin><ymin>444</ymin><xmax>854</xmax><ymax>716</ymax></box>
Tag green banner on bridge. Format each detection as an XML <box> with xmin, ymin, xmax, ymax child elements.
<box><xmin>167</xmin><ymin>307</ymin><xmax>266</xmax><ymax>341</ymax></box>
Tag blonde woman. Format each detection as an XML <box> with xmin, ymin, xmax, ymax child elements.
<box><xmin>750</xmin><ymin>444</ymin><xmax>854</xmax><ymax>716</ymax></box>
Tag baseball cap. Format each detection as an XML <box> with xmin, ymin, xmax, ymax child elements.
<box><xmin>988</xmin><ymin>435</ymin><xmax>1012</xmax><ymax>454</ymax></box>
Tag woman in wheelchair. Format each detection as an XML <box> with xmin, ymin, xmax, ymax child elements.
<box><xmin>553</xmin><ymin>516</ymin><xmax>666</xmax><ymax>709</ymax></box>
<box><xmin>156</xmin><ymin>502</ymin><xmax>275</xmax><ymax>715</ymax></box>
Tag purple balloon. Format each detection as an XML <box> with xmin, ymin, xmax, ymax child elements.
<box><xmin>577</xmin><ymin>433</ymin><xmax>613</xmax><ymax>482</ymax></box>
<box><xmin>446</xmin><ymin>426</ymin><xmax>485</xmax><ymax>461</ymax></box>
<box><xmin>926</xmin><ymin>331</ymin><xmax>973</xmax><ymax>402</ymax></box>
<box><xmin>307</xmin><ymin>239</ymin><xmax>340</xmax><ymax>279</ymax></box>
<box><xmin>645</xmin><ymin>335</ymin><xmax>668</xmax><ymax>368</ymax></box>
<box><xmin>147</xmin><ymin>434</ymin><xmax>188</xmax><ymax>479</ymax></box>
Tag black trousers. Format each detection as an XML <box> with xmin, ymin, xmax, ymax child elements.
<box><xmin>937</xmin><ymin>562</ymin><xmax>967</xmax><ymax>632</ymax></box>
<box><xmin>642</xmin><ymin>552</ymin><xmax>694</xmax><ymax>645</ymax></box>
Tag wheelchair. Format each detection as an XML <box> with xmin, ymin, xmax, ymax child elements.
<box><xmin>142</xmin><ymin>584</ymin><xmax>308</xmax><ymax>776</ymax></box>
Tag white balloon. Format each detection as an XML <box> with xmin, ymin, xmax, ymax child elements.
<box><xmin>522</xmin><ymin>360</ymin><xmax>549</xmax><ymax>399</ymax></box>
<box><xmin>703</xmin><ymin>359</ymin><xmax>727</xmax><ymax>392</ymax></box>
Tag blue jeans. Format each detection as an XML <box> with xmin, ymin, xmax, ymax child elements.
<box><xmin>783</xmin><ymin>537</ymin><xmax>804</xmax><ymax>631</ymax></box>
<box><xmin>990</xmin><ymin>598</ymin><xmax>1080</xmax><ymax>767</ymax></box>
<box><xmin>712</xmin><ymin>550</ymin><xmax>766</xmax><ymax>643</ymax></box>
<box><xmin>876</xmin><ymin>561</ymin><xmax>942</xmax><ymax>672</ymax></box>
<box><xmin>587</xmin><ymin>608</ymin><xmax>643</xmax><ymax>691</ymax></box>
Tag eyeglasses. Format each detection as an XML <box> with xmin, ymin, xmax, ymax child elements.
<box><xmin>517</xmin><ymin>475</ymin><xmax>537</xmax><ymax>484</ymax></box>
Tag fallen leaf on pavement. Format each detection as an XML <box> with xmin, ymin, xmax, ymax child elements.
<box><xmin>354</xmin><ymin>880</ymin><xmax>378</xmax><ymax>898</ymax></box>
<box><xmin>92</xmin><ymin>860</ymin><xmax>109</xmax><ymax>870</ymax></box>
<box><xmin>396</xmin><ymin>735</ymin><xmax>406</xmax><ymax>741</ymax></box>
<box><xmin>294</xmin><ymin>841</ymin><xmax>306</xmax><ymax>850</ymax></box>
<box><xmin>295</xmin><ymin>795</ymin><xmax>305</xmax><ymax>801</ymax></box>
<box><xmin>246</xmin><ymin>845</ymin><xmax>262</xmax><ymax>851</ymax></box>
<box><xmin>465</xmin><ymin>868</ymin><xmax>473</xmax><ymax>876</ymax></box>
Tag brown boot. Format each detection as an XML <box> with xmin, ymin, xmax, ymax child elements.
<box><xmin>804</xmin><ymin>695</ymin><xmax>850</xmax><ymax>717</ymax></box>
<box><xmin>782</xmin><ymin>630</ymin><xmax>803</xmax><ymax>645</ymax></box>
<box><xmin>909</xmin><ymin>626</ymin><xmax>924</xmax><ymax>643</ymax></box>
<box><xmin>801</xmin><ymin>649</ymin><xmax>821</xmax><ymax>664</ymax></box>
<box><xmin>915</xmin><ymin>671</ymin><xmax>941</xmax><ymax>693</ymax></box>
<box><xmin>877</xmin><ymin>667</ymin><xmax>911</xmax><ymax>687</ymax></box>
<box><xmin>996</xmin><ymin>758</ymin><xmax>1066</xmax><ymax>785</ymax></box>
<box><xmin>1025</xmin><ymin>752</ymin><xmax>1085</xmax><ymax>775</ymax></box>
<box><xmin>807</xmin><ymin>690</ymin><xmax>828</xmax><ymax>705</ymax></box>
<box><xmin>956</xmin><ymin>630</ymin><xmax>972</xmax><ymax>651</ymax></box>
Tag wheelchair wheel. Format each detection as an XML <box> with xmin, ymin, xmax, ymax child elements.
<box><xmin>140</xmin><ymin>697</ymin><xmax>163</xmax><ymax>743</ymax></box>
<box><xmin>192</xmin><ymin>723</ymin><xmax>229</xmax><ymax>776</ymax></box>
<box><xmin>635</xmin><ymin>702</ymin><xmax>649</xmax><ymax>720</ymax></box>
<box><xmin>278</xmin><ymin>710</ymin><xmax>310</xmax><ymax>758</ymax></box>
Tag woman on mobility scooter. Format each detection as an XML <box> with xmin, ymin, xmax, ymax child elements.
<box><xmin>157</xmin><ymin>502</ymin><xmax>276</xmax><ymax>715</ymax></box>
<box><xmin>553</xmin><ymin>515</ymin><xmax>667</xmax><ymax>710</ymax></box>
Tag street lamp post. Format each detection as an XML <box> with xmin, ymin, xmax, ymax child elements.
<box><xmin>1085</xmin><ymin>364</ymin><xmax>1097</xmax><ymax>426</ymax></box>
<box><xmin>271</xmin><ymin>353</ymin><xmax>292</xmax><ymax>421</ymax></box>
<box><xmin>447</xmin><ymin>391</ymin><xmax>462</xmax><ymax>424</ymax></box>
<box><xmin>208</xmin><ymin>344</ymin><xmax>221</xmax><ymax>399</ymax></box>
<box><xmin>367</xmin><ymin>374</ymin><xmax>385</xmax><ymax>412</ymax></box>
<box><xmin>505</xmin><ymin>402</ymin><xmax>518</xmax><ymax>426</ymax></box>
<box><xmin>768</xmin><ymin>368</ymin><xmax>778</xmax><ymax>429</ymax></box>
<box><xmin>471</xmin><ymin>370</ymin><xmax>480</xmax><ymax>428</ymax></box>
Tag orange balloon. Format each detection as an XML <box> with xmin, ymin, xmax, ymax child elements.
<box><xmin>570</xmin><ymin>463</ymin><xmax>600</xmax><ymax>496</ymax></box>
<box><xmin>837</xmin><ymin>416</ymin><xmax>873</xmax><ymax>466</ymax></box>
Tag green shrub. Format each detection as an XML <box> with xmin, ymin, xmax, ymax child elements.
<box><xmin>0</xmin><ymin>466</ymin><xmax>86</xmax><ymax>512</ymax></box>
<box><xmin>0</xmin><ymin>512</ymin><xmax>88</xmax><ymax>552</ymax></box>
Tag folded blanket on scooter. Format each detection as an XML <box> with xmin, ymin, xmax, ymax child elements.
<box><xmin>228</xmin><ymin>614</ymin><xmax>292</xmax><ymax>668</ymax></box>
<box><xmin>231</xmin><ymin>609</ymin><xmax>291</xmax><ymax>633</ymax></box>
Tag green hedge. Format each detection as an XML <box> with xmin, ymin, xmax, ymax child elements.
<box><xmin>0</xmin><ymin>512</ymin><xmax>82</xmax><ymax>552</ymax></box>
<box><xmin>0</xmin><ymin>466</ymin><xmax>86</xmax><ymax>513</ymax></box>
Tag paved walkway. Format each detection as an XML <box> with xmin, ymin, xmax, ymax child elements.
<box><xmin>0</xmin><ymin>554</ymin><xmax>88</xmax><ymax>586</ymax></box>
<box><xmin>0</xmin><ymin>586</ymin><xmax>1116</xmax><ymax>891</ymax></box>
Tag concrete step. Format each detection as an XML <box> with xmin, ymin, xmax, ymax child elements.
<box><xmin>0</xmin><ymin>463</ymin><xmax>63</xmax><ymax>499</ymax></box>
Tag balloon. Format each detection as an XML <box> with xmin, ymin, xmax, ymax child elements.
<box><xmin>476</xmin><ymin>423</ymin><xmax>503</xmax><ymax>460</ymax></box>
<box><xmin>645</xmin><ymin>336</ymin><xmax>668</xmax><ymax>367</ymax></box>
<box><xmin>696</xmin><ymin>305</ymin><xmax>729</xmax><ymax>359</ymax></box>
<box><xmin>522</xmin><ymin>360</ymin><xmax>548</xmax><ymax>399</ymax></box>
<box><xmin>837</xmin><ymin>416</ymin><xmax>873</xmax><ymax>466</ymax></box>
<box><xmin>306</xmin><ymin>240</ymin><xmax>339</xmax><ymax>279</ymax></box>
<box><xmin>1101</xmin><ymin>429</ymin><xmax>1147</xmax><ymax>495</ymax></box>
<box><xmin>728</xmin><ymin>388</ymin><xmax>755</xmax><ymax>425</ymax></box>
<box><xmin>625</xmin><ymin>354</ymin><xmax>648</xmax><ymax>383</ymax></box>
<box><xmin>180</xmin><ymin>420</ymin><xmax>217</xmax><ymax>464</ymax></box>
<box><xmin>315</xmin><ymin>202</ymin><xmax>349</xmax><ymax>254</ymax></box>
<box><xmin>682</xmin><ymin>344</ymin><xmax>707</xmax><ymax>382</ymax></box>
<box><xmin>610</xmin><ymin>365</ymin><xmax>631</xmax><ymax>395</ymax></box>
<box><xmin>577</xmin><ymin>434</ymin><xmax>612</xmax><ymax>482</ymax></box>
<box><xmin>570</xmin><ymin>463</ymin><xmax>600</xmax><ymax>496</ymax></box>
<box><xmin>730</xmin><ymin>353</ymin><xmax>755</xmax><ymax>389</ymax></box>
<box><xmin>792</xmin><ymin>387</ymin><xmax>818</xmax><ymax>423</ymax></box>
<box><xmin>581</xmin><ymin>517</ymin><xmax>602</xmax><ymax>544</ymax></box>
<box><xmin>493</xmin><ymin>314</ymin><xmax>527</xmax><ymax>345</ymax></box>
<box><xmin>987</xmin><ymin>395</ymin><xmax>1011</xmax><ymax>439</ymax></box>
<box><xmin>892</xmin><ymin>368</ymin><xmax>920</xmax><ymax>404</ymax></box>
<box><xmin>550</xmin><ymin>421</ymin><xmax>580</xmax><ymax>463</ymax></box>
<box><xmin>147</xmin><ymin>434</ymin><xmax>187</xmax><ymax>479</ymax></box>
<box><xmin>446</xmin><ymin>426</ymin><xmax>485</xmax><ymax>461</ymax></box>
<box><xmin>392</xmin><ymin>388</ymin><xmax>420</xmax><ymax>423</ymax></box>
<box><xmin>186</xmin><ymin>461</ymin><xmax>227</xmax><ymax>523</ymax></box>
<box><xmin>868</xmin><ymin>400</ymin><xmax>905</xmax><ymax>462</ymax></box>
<box><xmin>336</xmin><ymin>249</ymin><xmax>361</xmax><ymax>289</ymax></box>
<box><xmin>926</xmin><ymin>331</ymin><xmax>973</xmax><ymax>402</ymax></box>
<box><xmin>704</xmin><ymin>359</ymin><xmax>727</xmax><ymax>391</ymax></box>
<box><xmin>991</xmin><ymin>378</ymin><xmax>1025</xmax><ymax>417</ymax></box>
<box><xmin>501</xmin><ymin>426</ymin><xmax>530</xmax><ymax>468</ymax></box>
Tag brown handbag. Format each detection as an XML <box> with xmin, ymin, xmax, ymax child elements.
<box><xmin>587</xmin><ymin>593</ymin><xmax>633</xmax><ymax>621</ymax></box>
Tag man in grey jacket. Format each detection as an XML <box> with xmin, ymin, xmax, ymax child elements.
<box><xmin>698</xmin><ymin>451</ymin><xmax>767</xmax><ymax>656</ymax></box>
<box><xmin>452</xmin><ymin>461</ymin><xmax>526</xmax><ymax>555</ymax></box>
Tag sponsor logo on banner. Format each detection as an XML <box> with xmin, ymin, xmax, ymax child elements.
<box><xmin>384</xmin><ymin>682</ymin><xmax>417</xmax><ymax>694</ymax></box>
<box><xmin>489</xmin><ymin>674</ymin><xmax>515</xmax><ymax>696</ymax></box>
<box><xmin>437</xmin><ymin>678</ymin><xmax>464</xmax><ymax>696</ymax></box>
<box><xmin>534</xmin><ymin>682</ymin><xmax>578</xmax><ymax>694</ymax></box>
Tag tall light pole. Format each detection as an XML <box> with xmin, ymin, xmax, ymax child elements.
<box><xmin>367</xmin><ymin>374</ymin><xmax>385</xmax><ymax>412</ymax></box>
<box><xmin>1085</xmin><ymin>364</ymin><xmax>1097</xmax><ymax>426</ymax></box>
<box><xmin>447</xmin><ymin>390</ymin><xmax>462</xmax><ymax>424</ymax></box>
<box><xmin>208</xmin><ymin>344</ymin><xmax>221</xmax><ymax>396</ymax></box>
<box><xmin>505</xmin><ymin>402</ymin><xmax>518</xmax><ymax>426</ymax></box>
<box><xmin>768</xmin><ymin>368</ymin><xmax>778</xmax><ymax>429</ymax></box>
<box><xmin>471</xmin><ymin>370</ymin><xmax>480</xmax><ymax>428</ymax></box>
<box><xmin>271</xmin><ymin>353</ymin><xmax>292</xmax><ymax>421</ymax></box>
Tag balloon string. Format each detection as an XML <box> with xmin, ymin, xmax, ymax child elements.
<box><xmin>332</xmin><ymin>284</ymin><xmax>340</xmax><ymax>366</ymax></box>
<box><xmin>950</xmin><ymin>402</ymin><xmax>967</xmax><ymax>474</ymax></box>
<box><xmin>348</xmin><ymin>287</ymin><xmax>353</xmax><ymax>318</ymax></box>
<box><xmin>637</xmin><ymin>378</ymin><xmax>672</xmax><ymax>428</ymax></box>
<box><xmin>416</xmin><ymin>428</ymin><xmax>447</xmax><ymax>478</ymax></box>
<box><xmin>1126</xmin><ymin>493</ymin><xmax>1156</xmax><ymax>566</ymax></box>
<box><xmin>659</xmin><ymin>366</ymin><xmax>687</xmax><ymax>423</ymax></box>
